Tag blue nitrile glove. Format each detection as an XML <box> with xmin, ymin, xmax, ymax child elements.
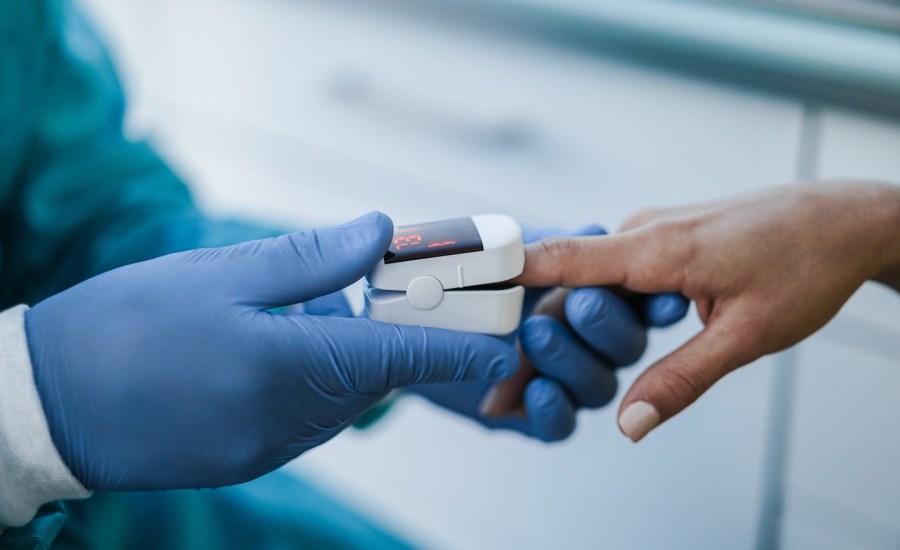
<box><xmin>25</xmin><ymin>212</ymin><xmax>518</xmax><ymax>491</ymax></box>
<box><xmin>409</xmin><ymin>225</ymin><xmax>689</xmax><ymax>442</ymax></box>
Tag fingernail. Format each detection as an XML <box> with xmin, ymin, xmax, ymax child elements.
<box><xmin>618</xmin><ymin>401</ymin><xmax>660</xmax><ymax>443</ymax></box>
<box><xmin>478</xmin><ymin>386</ymin><xmax>499</xmax><ymax>417</ymax></box>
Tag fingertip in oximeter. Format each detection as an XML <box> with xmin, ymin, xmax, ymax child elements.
<box><xmin>365</xmin><ymin>215</ymin><xmax>525</xmax><ymax>335</ymax></box>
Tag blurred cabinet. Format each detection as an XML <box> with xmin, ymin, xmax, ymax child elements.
<box><xmin>781</xmin><ymin>340</ymin><xmax>900</xmax><ymax>549</ymax></box>
<box><xmin>103</xmin><ymin>0</ymin><xmax>802</xmax><ymax>228</ymax></box>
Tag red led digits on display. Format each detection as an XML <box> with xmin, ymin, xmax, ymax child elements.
<box><xmin>393</xmin><ymin>234</ymin><xmax>422</xmax><ymax>250</ymax></box>
<box><xmin>394</xmin><ymin>235</ymin><xmax>457</xmax><ymax>250</ymax></box>
<box><xmin>384</xmin><ymin>217</ymin><xmax>482</xmax><ymax>264</ymax></box>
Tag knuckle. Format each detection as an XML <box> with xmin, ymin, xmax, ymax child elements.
<box><xmin>350</xmin><ymin>352</ymin><xmax>384</xmax><ymax>393</ymax></box>
<box><xmin>485</xmin><ymin>351</ymin><xmax>514</xmax><ymax>382</ymax></box>
<box><xmin>535</xmin><ymin>237</ymin><xmax>577</xmax><ymax>286</ymax></box>
<box><xmin>658</xmin><ymin>367</ymin><xmax>707</xmax><ymax>407</ymax></box>
<box><xmin>643</xmin><ymin>220</ymin><xmax>681</xmax><ymax>247</ymax></box>
<box><xmin>622</xmin><ymin>210</ymin><xmax>652</xmax><ymax>231</ymax></box>
<box><xmin>621</xmin><ymin>208</ymin><xmax>661</xmax><ymax>231</ymax></box>
<box><xmin>633</xmin><ymin>221</ymin><xmax>698</xmax><ymax>288</ymax></box>
<box><xmin>538</xmin><ymin>237</ymin><xmax>575</xmax><ymax>263</ymax></box>
<box><xmin>522</xmin><ymin>318</ymin><xmax>559</xmax><ymax>358</ymax></box>
<box><xmin>568</xmin><ymin>289</ymin><xmax>608</xmax><ymax>330</ymax></box>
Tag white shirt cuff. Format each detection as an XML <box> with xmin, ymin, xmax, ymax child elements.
<box><xmin>0</xmin><ymin>305</ymin><xmax>91</xmax><ymax>529</ymax></box>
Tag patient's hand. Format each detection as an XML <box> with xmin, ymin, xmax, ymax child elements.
<box><xmin>513</xmin><ymin>181</ymin><xmax>900</xmax><ymax>442</ymax></box>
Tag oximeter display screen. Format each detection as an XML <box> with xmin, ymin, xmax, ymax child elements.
<box><xmin>384</xmin><ymin>217</ymin><xmax>484</xmax><ymax>264</ymax></box>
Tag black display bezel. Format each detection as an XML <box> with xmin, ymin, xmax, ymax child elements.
<box><xmin>384</xmin><ymin>217</ymin><xmax>485</xmax><ymax>264</ymax></box>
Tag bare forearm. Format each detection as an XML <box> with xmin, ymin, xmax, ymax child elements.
<box><xmin>870</xmin><ymin>183</ymin><xmax>900</xmax><ymax>292</ymax></box>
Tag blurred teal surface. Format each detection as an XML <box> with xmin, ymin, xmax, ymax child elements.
<box><xmin>2</xmin><ymin>472</ymin><xmax>411</xmax><ymax>550</ymax></box>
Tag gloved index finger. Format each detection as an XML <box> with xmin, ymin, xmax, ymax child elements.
<box><xmin>565</xmin><ymin>287</ymin><xmax>647</xmax><ymax>367</ymax></box>
<box><xmin>367</xmin><ymin>322</ymin><xmax>520</xmax><ymax>391</ymax></box>
<box><xmin>282</xmin><ymin>317</ymin><xmax>520</xmax><ymax>394</ymax></box>
<box><xmin>520</xmin><ymin>314</ymin><xmax>619</xmax><ymax>408</ymax></box>
<box><xmin>641</xmin><ymin>292</ymin><xmax>690</xmax><ymax>327</ymax></box>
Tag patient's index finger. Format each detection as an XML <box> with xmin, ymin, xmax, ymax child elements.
<box><xmin>511</xmin><ymin>235</ymin><xmax>632</xmax><ymax>288</ymax></box>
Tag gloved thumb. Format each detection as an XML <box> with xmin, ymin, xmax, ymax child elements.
<box><xmin>220</xmin><ymin>211</ymin><xmax>393</xmax><ymax>308</ymax></box>
<box><xmin>616</xmin><ymin>321</ymin><xmax>756</xmax><ymax>442</ymax></box>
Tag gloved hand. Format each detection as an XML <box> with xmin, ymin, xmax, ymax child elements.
<box><xmin>25</xmin><ymin>212</ymin><xmax>518</xmax><ymax>491</ymax></box>
<box><xmin>408</xmin><ymin>225</ymin><xmax>689</xmax><ymax>441</ymax></box>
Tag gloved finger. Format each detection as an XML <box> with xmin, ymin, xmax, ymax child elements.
<box><xmin>355</xmin><ymin>321</ymin><xmax>520</xmax><ymax>393</ymax></box>
<box><xmin>483</xmin><ymin>287</ymin><xmax>571</xmax><ymax>417</ymax></box>
<box><xmin>521</xmin><ymin>223</ymin><xmax>606</xmax><ymax>245</ymax></box>
<box><xmin>520</xmin><ymin>315</ymin><xmax>618</xmax><ymax>408</ymax></box>
<box><xmin>415</xmin><ymin>378</ymin><xmax>575</xmax><ymax>443</ymax></box>
<box><xmin>282</xmin><ymin>316</ymin><xmax>519</xmax><ymax>394</ymax></box>
<box><xmin>565</xmin><ymin>288</ymin><xmax>647</xmax><ymax>366</ymax></box>
<box><xmin>217</xmin><ymin>211</ymin><xmax>393</xmax><ymax>308</ymax></box>
<box><xmin>617</xmin><ymin>319</ymin><xmax>755</xmax><ymax>443</ymax></box>
<box><xmin>303</xmin><ymin>291</ymin><xmax>353</xmax><ymax>318</ymax></box>
<box><xmin>521</xmin><ymin>378</ymin><xmax>577</xmax><ymax>442</ymax></box>
<box><xmin>479</xmin><ymin>347</ymin><xmax>532</xmax><ymax>417</ymax></box>
<box><xmin>530</xmin><ymin>284</ymin><xmax>685</xmax><ymax>332</ymax></box>
<box><xmin>641</xmin><ymin>292</ymin><xmax>690</xmax><ymax>327</ymax></box>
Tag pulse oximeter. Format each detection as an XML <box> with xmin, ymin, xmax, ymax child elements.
<box><xmin>365</xmin><ymin>215</ymin><xmax>525</xmax><ymax>335</ymax></box>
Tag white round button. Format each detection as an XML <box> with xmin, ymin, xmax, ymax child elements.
<box><xmin>406</xmin><ymin>276</ymin><xmax>444</xmax><ymax>310</ymax></box>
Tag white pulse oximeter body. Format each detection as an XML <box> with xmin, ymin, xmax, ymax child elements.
<box><xmin>365</xmin><ymin>215</ymin><xmax>525</xmax><ymax>335</ymax></box>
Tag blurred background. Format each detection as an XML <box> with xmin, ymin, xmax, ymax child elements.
<box><xmin>77</xmin><ymin>0</ymin><xmax>899</xmax><ymax>548</ymax></box>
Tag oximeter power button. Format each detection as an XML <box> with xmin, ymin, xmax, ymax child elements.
<box><xmin>406</xmin><ymin>276</ymin><xmax>444</xmax><ymax>310</ymax></box>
